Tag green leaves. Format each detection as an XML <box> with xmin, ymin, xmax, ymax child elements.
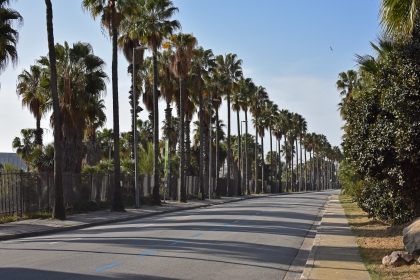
<box><xmin>342</xmin><ymin>23</ymin><xmax>420</xmax><ymax>224</ymax></box>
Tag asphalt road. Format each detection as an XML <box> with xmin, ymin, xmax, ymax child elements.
<box><xmin>0</xmin><ymin>191</ymin><xmax>337</xmax><ymax>280</ymax></box>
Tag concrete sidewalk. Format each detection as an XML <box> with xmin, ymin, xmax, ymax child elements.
<box><xmin>0</xmin><ymin>194</ymin><xmax>271</xmax><ymax>241</ymax></box>
<box><xmin>301</xmin><ymin>194</ymin><xmax>371</xmax><ymax>280</ymax></box>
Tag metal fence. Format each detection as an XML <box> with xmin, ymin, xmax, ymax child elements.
<box><xmin>0</xmin><ymin>171</ymin><xmax>292</xmax><ymax>217</ymax></box>
<box><xmin>0</xmin><ymin>172</ymin><xmax>160</xmax><ymax>216</ymax></box>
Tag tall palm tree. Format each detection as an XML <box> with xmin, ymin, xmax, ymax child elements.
<box><xmin>126</xmin><ymin>0</ymin><xmax>180</xmax><ymax>205</ymax></box>
<box><xmin>336</xmin><ymin>70</ymin><xmax>358</xmax><ymax>100</ymax></box>
<box><xmin>302</xmin><ymin>133</ymin><xmax>312</xmax><ymax>190</ymax></box>
<box><xmin>238</xmin><ymin>77</ymin><xmax>255</xmax><ymax>194</ymax></box>
<box><xmin>184</xmin><ymin>88</ymin><xmax>196</xmax><ymax>178</ymax></box>
<box><xmin>16</xmin><ymin>65</ymin><xmax>46</xmax><ymax>147</ymax></box>
<box><xmin>118</xmin><ymin>33</ymin><xmax>145</xmax><ymax>158</ymax></box>
<box><xmin>216</xmin><ymin>53</ymin><xmax>243</xmax><ymax>195</ymax></box>
<box><xmin>191</xmin><ymin>47</ymin><xmax>215</xmax><ymax>198</ymax></box>
<box><xmin>0</xmin><ymin>0</ymin><xmax>22</xmax><ymax>79</ymax></box>
<box><xmin>82</xmin><ymin>0</ymin><xmax>125</xmax><ymax>211</ymax></box>
<box><xmin>250</xmin><ymin>85</ymin><xmax>268</xmax><ymax>193</ymax></box>
<box><xmin>263</xmin><ymin>100</ymin><xmax>279</xmax><ymax>191</ymax></box>
<box><xmin>295</xmin><ymin>114</ymin><xmax>307</xmax><ymax>191</ymax></box>
<box><xmin>164</xmin><ymin>33</ymin><xmax>197</xmax><ymax>203</ymax></box>
<box><xmin>273</xmin><ymin>109</ymin><xmax>289</xmax><ymax>192</ymax></box>
<box><xmin>257</xmin><ymin>100</ymin><xmax>272</xmax><ymax>193</ymax></box>
<box><xmin>205</xmin><ymin>68</ymin><xmax>227</xmax><ymax>197</ymax></box>
<box><xmin>231</xmin><ymin>78</ymin><xmax>243</xmax><ymax>195</ymax></box>
<box><xmin>45</xmin><ymin>0</ymin><xmax>65</xmax><ymax>219</ymax></box>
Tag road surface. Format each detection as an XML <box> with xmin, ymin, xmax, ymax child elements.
<box><xmin>0</xmin><ymin>191</ymin><xmax>337</xmax><ymax>279</ymax></box>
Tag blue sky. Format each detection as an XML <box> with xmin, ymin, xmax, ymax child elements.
<box><xmin>0</xmin><ymin>0</ymin><xmax>381</xmax><ymax>153</ymax></box>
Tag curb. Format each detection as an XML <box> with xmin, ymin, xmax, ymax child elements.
<box><xmin>0</xmin><ymin>193</ymin><xmax>277</xmax><ymax>242</ymax></box>
<box><xmin>283</xmin><ymin>195</ymin><xmax>329</xmax><ymax>280</ymax></box>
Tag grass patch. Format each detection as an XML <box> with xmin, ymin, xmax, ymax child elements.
<box><xmin>0</xmin><ymin>211</ymin><xmax>51</xmax><ymax>224</ymax></box>
<box><xmin>340</xmin><ymin>194</ymin><xmax>420</xmax><ymax>279</ymax></box>
<box><xmin>66</xmin><ymin>200</ymin><xmax>112</xmax><ymax>214</ymax></box>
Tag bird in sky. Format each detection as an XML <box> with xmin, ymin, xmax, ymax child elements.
<box><xmin>330</xmin><ymin>46</ymin><xmax>333</xmax><ymax>51</ymax></box>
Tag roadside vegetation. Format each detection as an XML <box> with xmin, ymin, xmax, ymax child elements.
<box><xmin>340</xmin><ymin>194</ymin><xmax>420</xmax><ymax>279</ymax></box>
<box><xmin>339</xmin><ymin>1</ymin><xmax>420</xmax><ymax>225</ymax></box>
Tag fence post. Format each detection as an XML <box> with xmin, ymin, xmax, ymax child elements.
<box><xmin>90</xmin><ymin>172</ymin><xmax>93</xmax><ymax>201</ymax></box>
<box><xmin>20</xmin><ymin>170</ymin><xmax>23</xmax><ymax>218</ymax></box>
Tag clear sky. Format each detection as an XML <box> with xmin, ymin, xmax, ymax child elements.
<box><xmin>0</xmin><ymin>0</ymin><xmax>381</xmax><ymax>153</ymax></box>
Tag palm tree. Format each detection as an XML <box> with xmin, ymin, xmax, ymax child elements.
<box><xmin>216</xmin><ymin>53</ymin><xmax>243</xmax><ymax>195</ymax></box>
<box><xmin>355</xmin><ymin>35</ymin><xmax>394</xmax><ymax>90</ymax></box>
<box><xmin>231</xmin><ymin>77</ymin><xmax>243</xmax><ymax>195</ymax></box>
<box><xmin>12</xmin><ymin>129</ymin><xmax>35</xmax><ymax>171</ymax></box>
<box><xmin>302</xmin><ymin>133</ymin><xmax>312</xmax><ymax>190</ymax></box>
<box><xmin>45</xmin><ymin>0</ymin><xmax>65</xmax><ymax>219</ymax></box>
<box><xmin>336</xmin><ymin>70</ymin><xmax>358</xmax><ymax>100</ymax></box>
<box><xmin>256</xmin><ymin>100</ymin><xmax>272</xmax><ymax>193</ymax></box>
<box><xmin>205</xmin><ymin>68</ymin><xmax>227</xmax><ymax>197</ymax></box>
<box><xmin>82</xmin><ymin>0</ymin><xmax>125</xmax><ymax>211</ymax></box>
<box><xmin>273</xmin><ymin>109</ymin><xmax>289</xmax><ymax>192</ymax></box>
<box><xmin>118</xmin><ymin>33</ymin><xmax>145</xmax><ymax>158</ymax></box>
<box><xmin>295</xmin><ymin>114</ymin><xmax>307</xmax><ymax>191</ymax></box>
<box><xmin>126</xmin><ymin>0</ymin><xmax>180</xmax><ymax>205</ymax></box>
<box><xmin>238</xmin><ymin>77</ymin><xmax>255</xmax><ymax>194</ymax></box>
<box><xmin>263</xmin><ymin>100</ymin><xmax>279</xmax><ymax>191</ymax></box>
<box><xmin>0</xmin><ymin>0</ymin><xmax>22</xmax><ymax>79</ymax></box>
<box><xmin>190</xmin><ymin>47</ymin><xmax>215</xmax><ymax>198</ymax></box>
<box><xmin>16</xmin><ymin>65</ymin><xmax>46</xmax><ymax>147</ymax></box>
<box><xmin>250</xmin><ymin>85</ymin><xmax>268</xmax><ymax>193</ymax></box>
<box><xmin>164</xmin><ymin>33</ymin><xmax>197</xmax><ymax>203</ymax></box>
<box><xmin>184</xmin><ymin>88</ymin><xmax>196</xmax><ymax>178</ymax></box>
<box><xmin>85</xmin><ymin>96</ymin><xmax>107</xmax><ymax>166</ymax></box>
<box><xmin>38</xmin><ymin>42</ymin><xmax>108</xmax><ymax>175</ymax></box>
<box><xmin>379</xmin><ymin>0</ymin><xmax>420</xmax><ymax>38</ymax></box>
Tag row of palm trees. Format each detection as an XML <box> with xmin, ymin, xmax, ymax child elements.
<box><xmin>5</xmin><ymin>0</ymin><xmax>341</xmax><ymax>219</ymax></box>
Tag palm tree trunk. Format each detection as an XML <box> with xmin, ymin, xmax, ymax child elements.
<box><xmin>178</xmin><ymin>77</ymin><xmax>186</xmax><ymax>202</ymax></box>
<box><xmin>110</xmin><ymin>4</ymin><xmax>124</xmax><ymax>211</ymax></box>
<box><xmin>227</xmin><ymin>93</ymin><xmax>231</xmax><ymax>196</ymax></box>
<box><xmin>215</xmin><ymin>108</ymin><xmax>220</xmax><ymax>197</ymax></box>
<box><xmin>236</xmin><ymin>109</ymin><xmax>241</xmax><ymax>196</ymax></box>
<box><xmin>299</xmin><ymin>139</ymin><xmax>303</xmax><ymax>191</ymax></box>
<box><xmin>203</xmin><ymin>121</ymin><xmax>209</xmax><ymax>194</ymax></box>
<box><xmin>269</xmin><ymin>126</ymin><xmax>273</xmax><ymax>191</ymax></box>
<box><xmin>317</xmin><ymin>154</ymin><xmax>320</xmax><ymax>191</ymax></box>
<box><xmin>164</xmin><ymin>104</ymin><xmax>172</xmax><ymax>194</ymax></box>
<box><xmin>245</xmin><ymin>110</ymin><xmax>249</xmax><ymax>194</ymax></box>
<box><xmin>291</xmin><ymin>143</ymin><xmax>294</xmax><ymax>192</ymax></box>
<box><xmin>309</xmin><ymin>151</ymin><xmax>314</xmax><ymax>191</ymax></box>
<box><xmin>304</xmin><ymin>147</ymin><xmax>307</xmax><ymax>191</ymax></box>
<box><xmin>284</xmin><ymin>137</ymin><xmax>288</xmax><ymax>192</ymax></box>
<box><xmin>198</xmin><ymin>91</ymin><xmax>204</xmax><ymax>198</ymax></box>
<box><xmin>45</xmin><ymin>0</ymin><xmax>65</xmax><ymax>220</ymax></box>
<box><xmin>261</xmin><ymin>134</ymin><xmax>264</xmax><ymax>194</ymax></box>
<box><xmin>295</xmin><ymin>138</ymin><xmax>298</xmax><ymax>191</ymax></box>
<box><xmin>278</xmin><ymin>138</ymin><xmax>282</xmax><ymax>192</ymax></box>
<box><xmin>254</xmin><ymin>118</ymin><xmax>258</xmax><ymax>194</ymax></box>
<box><xmin>185</xmin><ymin>119</ymin><xmax>191</xmax><ymax>177</ymax></box>
<box><xmin>152</xmin><ymin>53</ymin><xmax>161</xmax><ymax>205</ymax></box>
<box><xmin>35</xmin><ymin>114</ymin><xmax>43</xmax><ymax>147</ymax></box>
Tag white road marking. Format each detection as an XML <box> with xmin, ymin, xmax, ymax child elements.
<box><xmin>137</xmin><ymin>224</ymin><xmax>154</xmax><ymax>228</ymax></box>
<box><xmin>49</xmin><ymin>238</ymin><xmax>82</xmax><ymax>244</ymax></box>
